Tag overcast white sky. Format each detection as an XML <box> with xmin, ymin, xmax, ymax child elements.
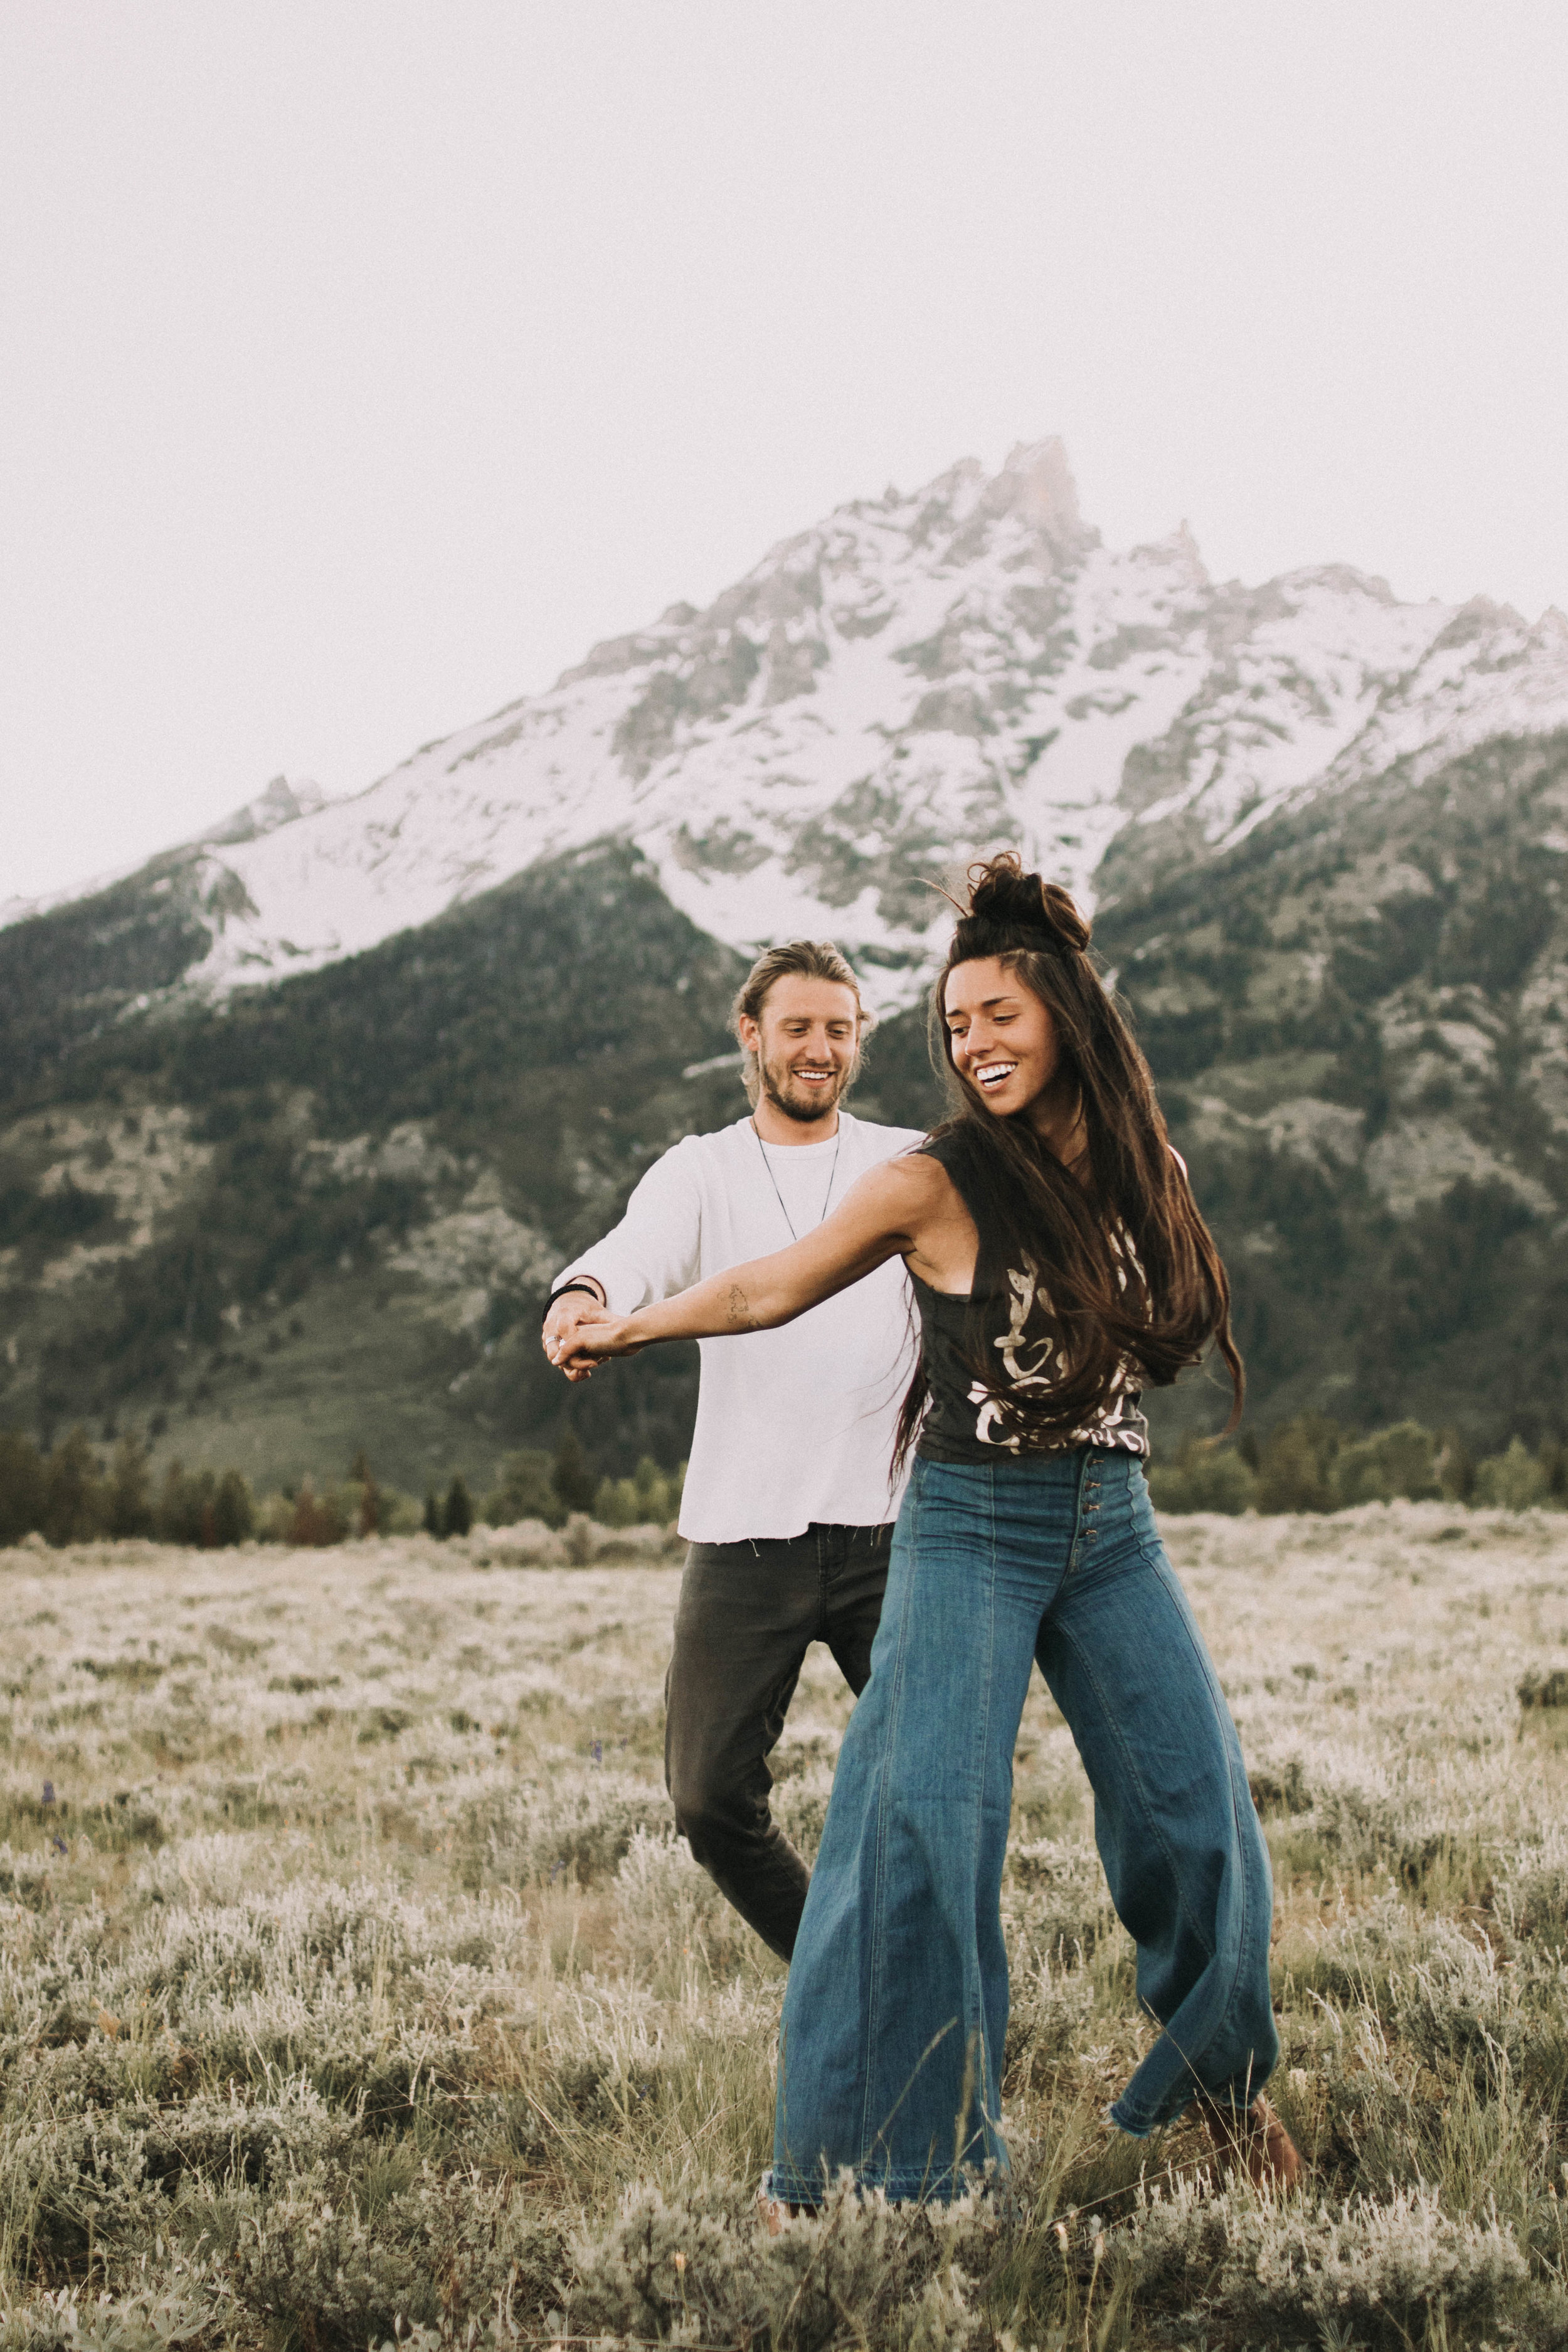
<box><xmin>3</xmin><ymin>1</ymin><xmax>1566</xmax><ymax>902</ymax></box>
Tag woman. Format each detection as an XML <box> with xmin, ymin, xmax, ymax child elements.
<box><xmin>551</xmin><ymin>856</ymin><xmax>1298</xmax><ymax>2203</ymax></box>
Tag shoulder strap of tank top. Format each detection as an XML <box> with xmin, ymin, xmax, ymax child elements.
<box><xmin>916</xmin><ymin>1128</ymin><xmax>981</xmax><ymax>1207</ymax></box>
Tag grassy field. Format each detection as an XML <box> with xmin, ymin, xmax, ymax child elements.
<box><xmin>6</xmin><ymin>1508</ymin><xmax>1568</xmax><ymax>2349</ymax></box>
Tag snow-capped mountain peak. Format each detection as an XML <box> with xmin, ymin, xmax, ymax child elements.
<box><xmin>0</xmin><ymin>776</ymin><xmax>328</xmax><ymax>933</ymax></box>
<box><xmin>14</xmin><ymin>443</ymin><xmax>1568</xmax><ymax>1013</ymax></box>
<box><xmin>205</xmin><ymin>776</ymin><xmax>328</xmax><ymax>847</ymax></box>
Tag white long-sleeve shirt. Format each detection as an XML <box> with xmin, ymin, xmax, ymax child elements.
<box><xmin>553</xmin><ymin>1113</ymin><xmax>925</xmax><ymax>1544</ymax></box>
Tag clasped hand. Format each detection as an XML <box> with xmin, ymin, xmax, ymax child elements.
<box><xmin>543</xmin><ymin>1306</ymin><xmax>648</xmax><ymax>1382</ymax></box>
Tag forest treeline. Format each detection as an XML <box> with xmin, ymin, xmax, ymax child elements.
<box><xmin>0</xmin><ymin>1427</ymin><xmax>685</xmax><ymax>1550</ymax></box>
<box><xmin>1148</xmin><ymin>1414</ymin><xmax>1563</xmax><ymax>1515</ymax></box>
<box><xmin>2</xmin><ymin>1411</ymin><xmax>1558</xmax><ymax>1551</ymax></box>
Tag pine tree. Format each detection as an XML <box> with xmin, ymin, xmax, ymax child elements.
<box><xmin>155</xmin><ymin>1461</ymin><xmax>196</xmax><ymax>1545</ymax></box>
<box><xmin>633</xmin><ymin>1455</ymin><xmax>666</xmax><ymax>1521</ymax></box>
<box><xmin>1437</xmin><ymin>1428</ymin><xmax>1476</xmax><ymax>1502</ymax></box>
<box><xmin>443</xmin><ymin>1476</ymin><xmax>472</xmax><ymax>1539</ymax></box>
<box><xmin>482</xmin><ymin>1449</ymin><xmax>561</xmax><ymax>1528</ymax></box>
<box><xmin>423</xmin><ymin>1487</ymin><xmax>444</xmax><ymax>1539</ymax></box>
<box><xmin>552</xmin><ymin>1430</ymin><xmax>597</xmax><ymax>1515</ymax></box>
<box><xmin>212</xmin><ymin>1468</ymin><xmax>255</xmax><ymax>1546</ymax></box>
<box><xmin>105</xmin><ymin>1434</ymin><xmax>154</xmax><ymax>1539</ymax></box>
<box><xmin>351</xmin><ymin>1449</ymin><xmax>380</xmax><ymax>1536</ymax></box>
<box><xmin>43</xmin><ymin>1428</ymin><xmax>107</xmax><ymax>1545</ymax></box>
<box><xmin>0</xmin><ymin>1432</ymin><xmax>48</xmax><ymax>1545</ymax></box>
<box><xmin>288</xmin><ymin>1480</ymin><xmax>344</xmax><ymax>1547</ymax></box>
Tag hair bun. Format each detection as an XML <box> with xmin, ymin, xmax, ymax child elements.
<box><xmin>964</xmin><ymin>853</ymin><xmax>1091</xmax><ymax>953</ymax></box>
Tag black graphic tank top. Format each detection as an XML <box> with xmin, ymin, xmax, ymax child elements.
<box><xmin>912</xmin><ymin>1130</ymin><xmax>1150</xmax><ymax>1464</ymax></box>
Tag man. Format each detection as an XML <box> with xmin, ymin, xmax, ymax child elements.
<box><xmin>541</xmin><ymin>941</ymin><xmax>924</xmax><ymax>1959</ymax></box>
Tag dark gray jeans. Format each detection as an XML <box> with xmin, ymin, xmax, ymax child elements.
<box><xmin>664</xmin><ymin>1520</ymin><xmax>893</xmax><ymax>1959</ymax></box>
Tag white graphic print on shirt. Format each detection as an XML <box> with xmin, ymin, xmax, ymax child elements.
<box><xmin>967</xmin><ymin>1232</ymin><xmax>1147</xmax><ymax>1456</ymax></box>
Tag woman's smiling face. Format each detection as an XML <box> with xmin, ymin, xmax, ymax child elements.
<box><xmin>943</xmin><ymin>955</ymin><xmax>1061</xmax><ymax>1117</ymax></box>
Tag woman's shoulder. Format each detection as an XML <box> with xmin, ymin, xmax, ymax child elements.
<box><xmin>913</xmin><ymin>1123</ymin><xmax>987</xmax><ymax>1189</ymax></box>
<box><xmin>904</xmin><ymin>1126</ymin><xmax>995</xmax><ymax>1236</ymax></box>
<box><xmin>850</xmin><ymin>1142</ymin><xmax>954</xmax><ymax>1203</ymax></box>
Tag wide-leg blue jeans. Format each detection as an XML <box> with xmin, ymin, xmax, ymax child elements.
<box><xmin>770</xmin><ymin>1448</ymin><xmax>1277</xmax><ymax>2206</ymax></box>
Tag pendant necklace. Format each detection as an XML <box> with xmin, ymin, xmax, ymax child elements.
<box><xmin>751</xmin><ymin>1118</ymin><xmax>842</xmax><ymax>1241</ymax></box>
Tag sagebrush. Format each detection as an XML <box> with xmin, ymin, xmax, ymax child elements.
<box><xmin>6</xmin><ymin>1503</ymin><xmax>1568</xmax><ymax>2347</ymax></box>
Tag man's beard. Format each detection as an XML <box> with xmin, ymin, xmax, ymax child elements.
<box><xmin>759</xmin><ymin>1054</ymin><xmax>852</xmax><ymax>1125</ymax></box>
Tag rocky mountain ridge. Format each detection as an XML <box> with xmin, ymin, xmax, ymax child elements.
<box><xmin>6</xmin><ymin>445</ymin><xmax>1568</xmax><ymax>1486</ymax></box>
<box><xmin>10</xmin><ymin>440</ymin><xmax>1568</xmax><ymax>1018</ymax></box>
<box><xmin>1098</xmin><ymin>729</ymin><xmax>1568</xmax><ymax>1438</ymax></box>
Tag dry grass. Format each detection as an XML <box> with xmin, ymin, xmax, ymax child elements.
<box><xmin>4</xmin><ymin>1503</ymin><xmax>1568</xmax><ymax>2348</ymax></box>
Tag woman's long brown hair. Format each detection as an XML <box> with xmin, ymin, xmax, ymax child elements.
<box><xmin>894</xmin><ymin>853</ymin><xmax>1242</xmax><ymax>1465</ymax></box>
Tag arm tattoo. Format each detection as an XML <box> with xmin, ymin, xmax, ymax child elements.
<box><xmin>726</xmin><ymin>1283</ymin><xmax>762</xmax><ymax>1332</ymax></box>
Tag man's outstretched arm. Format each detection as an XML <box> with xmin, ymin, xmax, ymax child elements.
<box><xmin>541</xmin><ymin>1148</ymin><xmax>703</xmax><ymax>1382</ymax></box>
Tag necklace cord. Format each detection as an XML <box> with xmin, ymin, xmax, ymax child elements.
<box><xmin>751</xmin><ymin>1119</ymin><xmax>842</xmax><ymax>1241</ymax></box>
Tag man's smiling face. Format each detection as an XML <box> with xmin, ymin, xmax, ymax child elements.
<box><xmin>741</xmin><ymin>974</ymin><xmax>862</xmax><ymax>1125</ymax></box>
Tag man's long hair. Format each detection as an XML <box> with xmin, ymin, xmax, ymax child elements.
<box><xmin>729</xmin><ymin>939</ymin><xmax>867</xmax><ymax>1108</ymax></box>
<box><xmin>894</xmin><ymin>853</ymin><xmax>1242</xmax><ymax>1465</ymax></box>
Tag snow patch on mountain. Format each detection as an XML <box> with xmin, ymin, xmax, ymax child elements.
<box><xmin>16</xmin><ymin>445</ymin><xmax>1568</xmax><ymax>1014</ymax></box>
<box><xmin>0</xmin><ymin>775</ymin><xmax>327</xmax><ymax>933</ymax></box>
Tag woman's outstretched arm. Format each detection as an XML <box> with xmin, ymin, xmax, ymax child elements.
<box><xmin>547</xmin><ymin>1154</ymin><xmax>945</xmax><ymax>1367</ymax></box>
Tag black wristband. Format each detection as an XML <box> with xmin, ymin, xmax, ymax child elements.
<box><xmin>542</xmin><ymin>1279</ymin><xmax>605</xmax><ymax>1325</ymax></box>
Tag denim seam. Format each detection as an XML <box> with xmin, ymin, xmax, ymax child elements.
<box><xmin>1096</xmin><ymin>1529</ymin><xmax>1253</xmax><ymax>2126</ymax></box>
<box><xmin>1057</xmin><ymin>1554</ymin><xmax>1209</xmax><ymax>1978</ymax></box>
<box><xmin>1066</xmin><ymin>1452</ymin><xmax>1082</xmax><ymax>1574</ymax></box>
<box><xmin>755</xmin><ymin>1655</ymin><xmax>810</xmax><ymax>1792</ymax></box>
<box><xmin>861</xmin><ymin>1470</ymin><xmax>917</xmax><ymax>2164</ymax></box>
<box><xmin>1064</xmin><ymin>1588</ymin><xmax>1210</xmax><ymax>2131</ymax></box>
<box><xmin>1138</xmin><ymin>1537</ymin><xmax>1258</xmax><ymax>2097</ymax></box>
<box><xmin>1067</xmin><ymin>1446</ymin><xmax>1099</xmax><ymax>1575</ymax></box>
<box><xmin>970</xmin><ymin>1465</ymin><xmax>999</xmax><ymax>2126</ymax></box>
